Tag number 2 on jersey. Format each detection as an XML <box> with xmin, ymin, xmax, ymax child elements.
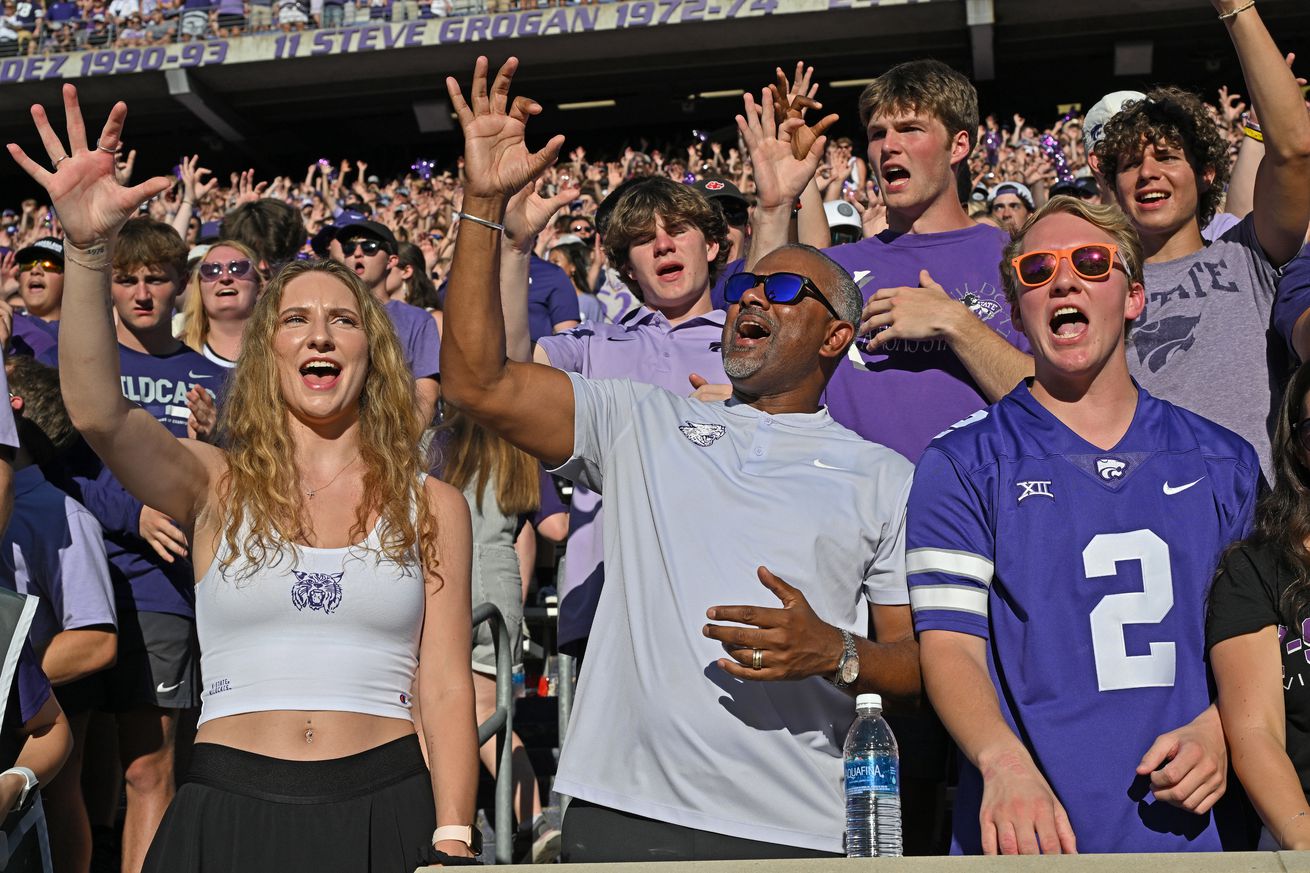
<box><xmin>1083</xmin><ymin>530</ymin><xmax>1177</xmax><ymax>692</ymax></box>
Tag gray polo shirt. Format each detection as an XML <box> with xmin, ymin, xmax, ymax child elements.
<box><xmin>551</xmin><ymin>372</ymin><xmax>913</xmax><ymax>852</ymax></box>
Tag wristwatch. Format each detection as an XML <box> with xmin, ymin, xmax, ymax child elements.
<box><xmin>432</xmin><ymin>824</ymin><xmax>482</xmax><ymax>855</ymax></box>
<box><xmin>1</xmin><ymin>767</ymin><xmax>37</xmax><ymax>814</ymax></box>
<box><xmin>831</xmin><ymin>629</ymin><xmax>860</xmax><ymax>688</ymax></box>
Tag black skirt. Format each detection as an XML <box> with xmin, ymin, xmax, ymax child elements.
<box><xmin>143</xmin><ymin>735</ymin><xmax>436</xmax><ymax>873</ymax></box>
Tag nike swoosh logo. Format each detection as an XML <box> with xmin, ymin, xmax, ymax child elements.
<box><xmin>156</xmin><ymin>681</ymin><xmax>182</xmax><ymax>693</ymax></box>
<box><xmin>1163</xmin><ymin>477</ymin><xmax>1205</xmax><ymax>496</ymax></box>
<box><xmin>187</xmin><ymin>371</ymin><xmax>212</xmax><ymax>380</ymax></box>
<box><xmin>813</xmin><ymin>459</ymin><xmax>849</xmax><ymax>471</ymax></box>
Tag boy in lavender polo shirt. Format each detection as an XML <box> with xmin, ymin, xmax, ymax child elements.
<box><xmin>1</xmin><ymin>355</ymin><xmax>114</xmax><ymax>873</ymax></box>
<box><xmin>515</xmin><ymin>176</ymin><xmax>730</xmax><ymax>660</ymax></box>
<box><xmin>331</xmin><ymin>219</ymin><xmax>442</xmax><ymax>426</ymax></box>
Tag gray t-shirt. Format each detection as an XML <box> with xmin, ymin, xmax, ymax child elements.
<box><xmin>1129</xmin><ymin>215</ymin><xmax>1281</xmax><ymax>476</ymax></box>
<box><xmin>550</xmin><ymin>373</ymin><xmax>913</xmax><ymax>852</ymax></box>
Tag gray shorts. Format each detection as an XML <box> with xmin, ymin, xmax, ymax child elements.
<box><xmin>471</xmin><ymin>543</ymin><xmax>523</xmax><ymax>674</ymax></box>
<box><xmin>102</xmin><ymin>609</ymin><xmax>201</xmax><ymax>711</ymax></box>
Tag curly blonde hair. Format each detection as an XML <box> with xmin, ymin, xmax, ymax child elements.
<box><xmin>179</xmin><ymin>239</ymin><xmax>263</xmax><ymax>355</ymax></box>
<box><xmin>215</xmin><ymin>259</ymin><xmax>438</xmax><ymax>578</ymax></box>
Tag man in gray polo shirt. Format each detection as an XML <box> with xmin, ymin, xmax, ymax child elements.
<box><xmin>442</xmin><ymin>57</ymin><xmax>917</xmax><ymax>862</ymax></box>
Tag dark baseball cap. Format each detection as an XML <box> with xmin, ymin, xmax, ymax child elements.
<box><xmin>335</xmin><ymin>219</ymin><xmax>396</xmax><ymax>252</ymax></box>
<box><xmin>14</xmin><ymin>237</ymin><xmax>63</xmax><ymax>265</ymax></box>
<box><xmin>1050</xmin><ymin>177</ymin><xmax>1100</xmax><ymax>200</ymax></box>
<box><xmin>689</xmin><ymin>177</ymin><xmax>747</xmax><ymax>206</ymax></box>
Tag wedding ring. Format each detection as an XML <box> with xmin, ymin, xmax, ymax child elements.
<box><xmin>751</xmin><ymin>648</ymin><xmax>763</xmax><ymax>670</ymax></box>
<box><xmin>96</xmin><ymin>141</ymin><xmax>118</xmax><ymax>154</ymax></box>
<box><xmin>53</xmin><ymin>154</ymin><xmax>69</xmax><ymax>168</ymax></box>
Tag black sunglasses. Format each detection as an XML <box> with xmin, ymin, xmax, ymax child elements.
<box><xmin>340</xmin><ymin>238</ymin><xmax>385</xmax><ymax>257</ymax></box>
<box><xmin>1293</xmin><ymin>417</ymin><xmax>1310</xmax><ymax>454</ymax></box>
<box><xmin>723</xmin><ymin>271</ymin><xmax>843</xmax><ymax>321</ymax></box>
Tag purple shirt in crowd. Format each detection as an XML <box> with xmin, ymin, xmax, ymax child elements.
<box><xmin>1274</xmin><ymin>245</ymin><xmax>1310</xmax><ymax>362</ymax></box>
<box><xmin>41</xmin><ymin>340</ymin><xmax>227</xmax><ymax>618</ymax></box>
<box><xmin>384</xmin><ymin>298</ymin><xmax>441</xmax><ymax>380</ymax></box>
<box><xmin>0</xmin><ymin>362</ymin><xmax>18</xmax><ymax>449</ymax></box>
<box><xmin>825</xmin><ymin>224</ymin><xmax>1028</xmax><ymax>461</ymax></box>
<box><xmin>709</xmin><ymin>257</ymin><xmax>747</xmax><ymax>311</ymax></box>
<box><xmin>1</xmin><ymin>466</ymin><xmax>115</xmax><ymax>650</ymax></box>
<box><xmin>537</xmin><ymin>306</ymin><xmax>727</xmax><ymax>645</ymax></box>
<box><xmin>8</xmin><ymin>314</ymin><xmax>55</xmax><ymax>367</ymax></box>
<box><xmin>528</xmin><ymin>256</ymin><xmax>582</xmax><ymax>342</ymax></box>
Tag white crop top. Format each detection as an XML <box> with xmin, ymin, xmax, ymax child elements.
<box><xmin>194</xmin><ymin>516</ymin><xmax>426</xmax><ymax>726</ymax></box>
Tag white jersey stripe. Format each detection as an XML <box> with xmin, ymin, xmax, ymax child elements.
<box><xmin>909</xmin><ymin>584</ymin><xmax>989</xmax><ymax>618</ymax></box>
<box><xmin>906</xmin><ymin>547</ymin><xmax>995</xmax><ymax>585</ymax></box>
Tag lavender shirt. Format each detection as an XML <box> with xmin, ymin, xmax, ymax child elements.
<box><xmin>1</xmin><ymin>466</ymin><xmax>115</xmax><ymax>649</ymax></box>
<box><xmin>0</xmin><ymin>362</ymin><xmax>17</xmax><ymax>450</ymax></box>
<box><xmin>825</xmin><ymin>224</ymin><xmax>1029</xmax><ymax>462</ymax></box>
<box><xmin>537</xmin><ymin>307</ymin><xmax>727</xmax><ymax>645</ymax></box>
<box><xmin>384</xmin><ymin>299</ymin><xmax>441</xmax><ymax>380</ymax></box>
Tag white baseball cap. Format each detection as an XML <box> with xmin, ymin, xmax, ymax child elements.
<box><xmin>1084</xmin><ymin>90</ymin><xmax>1146</xmax><ymax>156</ymax></box>
<box><xmin>823</xmin><ymin>199</ymin><xmax>861</xmax><ymax>231</ymax></box>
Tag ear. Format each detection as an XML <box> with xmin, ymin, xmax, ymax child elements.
<box><xmin>1124</xmin><ymin>280</ymin><xmax>1146</xmax><ymax>322</ymax></box>
<box><xmin>387</xmin><ymin>254</ymin><xmax>399</xmax><ymax>270</ymax></box>
<box><xmin>949</xmin><ymin>128</ymin><xmax>972</xmax><ymax>168</ymax></box>
<box><xmin>705</xmin><ymin>237</ymin><xmax>720</xmax><ymax>265</ymax></box>
<box><xmin>822</xmin><ymin>320</ymin><xmax>856</xmax><ymax>360</ymax></box>
<box><xmin>1196</xmin><ymin>164</ymin><xmax>1217</xmax><ymax>195</ymax></box>
<box><xmin>9</xmin><ymin>395</ymin><xmax>22</xmax><ymax>416</ymax></box>
<box><xmin>1009</xmin><ymin>295</ymin><xmax>1027</xmax><ymax>339</ymax></box>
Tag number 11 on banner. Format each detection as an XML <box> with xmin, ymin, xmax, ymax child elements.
<box><xmin>273</xmin><ymin>33</ymin><xmax>303</xmax><ymax>59</ymax></box>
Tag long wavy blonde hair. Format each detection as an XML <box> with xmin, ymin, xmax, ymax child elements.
<box><xmin>179</xmin><ymin>239</ymin><xmax>263</xmax><ymax>355</ymax></box>
<box><xmin>215</xmin><ymin>259</ymin><xmax>438</xmax><ymax>578</ymax></box>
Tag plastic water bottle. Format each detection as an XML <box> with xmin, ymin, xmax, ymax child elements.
<box><xmin>843</xmin><ymin>693</ymin><xmax>902</xmax><ymax>857</ymax></box>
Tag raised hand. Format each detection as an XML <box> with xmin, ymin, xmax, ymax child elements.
<box><xmin>114</xmin><ymin>147</ymin><xmax>136</xmax><ymax>185</ymax></box>
<box><xmin>447</xmin><ymin>56</ymin><xmax>565</xmax><ymax>201</ymax></box>
<box><xmin>504</xmin><ymin>174</ymin><xmax>577</xmax><ymax>255</ymax></box>
<box><xmin>768</xmin><ymin>62</ymin><xmax>837</xmax><ymax>161</ymax></box>
<box><xmin>7</xmin><ymin>85</ymin><xmax>171</xmax><ymax>247</ymax></box>
<box><xmin>234</xmin><ymin>168</ymin><xmax>268</xmax><ymax>205</ymax></box>
<box><xmin>737</xmin><ymin>88</ymin><xmax>829</xmax><ymax>211</ymax></box>
<box><xmin>179</xmin><ymin>153</ymin><xmax>217</xmax><ymax>204</ymax></box>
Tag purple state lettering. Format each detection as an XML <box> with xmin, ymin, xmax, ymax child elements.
<box><xmin>403</xmin><ymin>21</ymin><xmax>424</xmax><ymax>46</ymax></box>
<box><xmin>357</xmin><ymin>24</ymin><xmax>379</xmax><ymax>51</ymax></box>
<box><xmin>490</xmin><ymin>13</ymin><xmax>514</xmax><ymax>38</ymax></box>
<box><xmin>571</xmin><ymin>6</ymin><xmax>597</xmax><ymax>29</ymax></box>
<box><xmin>0</xmin><ymin>58</ymin><xmax>23</xmax><ymax>83</ymax></box>
<box><xmin>22</xmin><ymin>57</ymin><xmax>46</xmax><ymax>80</ymax></box>
<box><xmin>44</xmin><ymin>54</ymin><xmax>66</xmax><ymax>79</ymax></box>
<box><xmin>311</xmin><ymin>30</ymin><xmax>336</xmax><ymax>55</ymax></box>
<box><xmin>464</xmin><ymin>15</ymin><xmax>489</xmax><ymax>40</ymax></box>
<box><xmin>438</xmin><ymin>16</ymin><xmax>462</xmax><ymax>42</ymax></box>
<box><xmin>541</xmin><ymin>8</ymin><xmax>569</xmax><ymax>33</ymax></box>
<box><xmin>339</xmin><ymin>26</ymin><xmax>360</xmax><ymax>51</ymax></box>
<box><xmin>518</xmin><ymin>10</ymin><xmax>541</xmax><ymax>34</ymax></box>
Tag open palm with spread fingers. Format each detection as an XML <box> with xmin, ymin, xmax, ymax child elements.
<box><xmin>446</xmin><ymin>56</ymin><xmax>565</xmax><ymax>201</ymax></box>
<box><xmin>737</xmin><ymin>89</ymin><xmax>828</xmax><ymax>211</ymax></box>
<box><xmin>7</xmin><ymin>84</ymin><xmax>172</xmax><ymax>247</ymax></box>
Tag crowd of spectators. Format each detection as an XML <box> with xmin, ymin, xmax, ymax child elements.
<box><xmin>0</xmin><ymin>0</ymin><xmax>597</xmax><ymax>55</ymax></box>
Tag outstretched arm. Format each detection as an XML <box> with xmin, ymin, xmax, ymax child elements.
<box><xmin>1218</xmin><ymin>2</ymin><xmax>1310</xmax><ymax>265</ymax></box>
<box><xmin>439</xmin><ymin>57</ymin><xmax>575</xmax><ymax>468</ymax></box>
<box><xmin>7</xmin><ymin>85</ymin><xmax>224</xmax><ymax>529</ymax></box>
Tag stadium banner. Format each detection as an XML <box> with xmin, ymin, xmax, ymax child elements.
<box><xmin>0</xmin><ymin>0</ymin><xmax>944</xmax><ymax>85</ymax></box>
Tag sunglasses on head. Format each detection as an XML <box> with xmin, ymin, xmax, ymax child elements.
<box><xmin>198</xmin><ymin>258</ymin><xmax>253</xmax><ymax>282</ymax></box>
<box><xmin>18</xmin><ymin>259</ymin><xmax>62</xmax><ymax>274</ymax></box>
<box><xmin>723</xmin><ymin>271</ymin><xmax>843</xmax><ymax>321</ymax></box>
<box><xmin>340</xmin><ymin>238</ymin><xmax>385</xmax><ymax>257</ymax></box>
<box><xmin>1010</xmin><ymin>244</ymin><xmax>1123</xmax><ymax>289</ymax></box>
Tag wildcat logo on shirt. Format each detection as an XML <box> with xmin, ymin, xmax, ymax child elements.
<box><xmin>961</xmin><ymin>292</ymin><xmax>1000</xmax><ymax>323</ymax></box>
<box><xmin>678</xmin><ymin>421</ymin><xmax>725</xmax><ymax>447</ymax></box>
<box><xmin>1096</xmin><ymin>459</ymin><xmax>1127</xmax><ymax>480</ymax></box>
<box><xmin>291</xmin><ymin>571</ymin><xmax>344</xmax><ymax>614</ymax></box>
<box><xmin>1131</xmin><ymin>314</ymin><xmax>1202</xmax><ymax>373</ymax></box>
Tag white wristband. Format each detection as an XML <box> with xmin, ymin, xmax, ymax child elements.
<box><xmin>1</xmin><ymin>766</ymin><xmax>37</xmax><ymax>812</ymax></box>
<box><xmin>432</xmin><ymin>824</ymin><xmax>475</xmax><ymax>849</ymax></box>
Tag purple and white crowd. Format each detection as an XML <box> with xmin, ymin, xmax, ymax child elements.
<box><xmin>1</xmin><ymin>0</ymin><xmax>1310</xmax><ymax>870</ymax></box>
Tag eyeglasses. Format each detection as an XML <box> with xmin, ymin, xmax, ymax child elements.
<box><xmin>340</xmin><ymin>238</ymin><xmax>385</xmax><ymax>257</ymax></box>
<box><xmin>18</xmin><ymin>259</ymin><xmax>62</xmax><ymax>274</ymax></box>
<box><xmin>1010</xmin><ymin>244</ymin><xmax>1123</xmax><ymax>289</ymax></box>
<box><xmin>570</xmin><ymin>224</ymin><xmax>593</xmax><ymax>235</ymax></box>
<box><xmin>723</xmin><ymin>271</ymin><xmax>844</xmax><ymax>321</ymax></box>
<box><xmin>721</xmin><ymin>204</ymin><xmax>749</xmax><ymax>227</ymax></box>
<box><xmin>198</xmin><ymin>259</ymin><xmax>253</xmax><ymax>282</ymax></box>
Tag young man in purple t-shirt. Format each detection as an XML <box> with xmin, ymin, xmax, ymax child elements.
<box><xmin>330</xmin><ymin>218</ymin><xmax>442</xmax><ymax>426</ymax></box>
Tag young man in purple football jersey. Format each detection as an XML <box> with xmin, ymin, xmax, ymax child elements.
<box><xmin>44</xmin><ymin>217</ymin><xmax>227</xmax><ymax>873</ymax></box>
<box><xmin>909</xmin><ymin>197</ymin><xmax>1258</xmax><ymax>854</ymax></box>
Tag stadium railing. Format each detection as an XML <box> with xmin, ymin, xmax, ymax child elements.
<box><xmin>472</xmin><ymin>599</ymin><xmax>515</xmax><ymax>866</ymax></box>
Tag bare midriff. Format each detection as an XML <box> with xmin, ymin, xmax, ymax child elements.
<box><xmin>196</xmin><ymin>710</ymin><xmax>417</xmax><ymax>761</ymax></box>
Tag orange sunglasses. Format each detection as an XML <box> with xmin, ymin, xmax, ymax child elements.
<box><xmin>1010</xmin><ymin>244</ymin><xmax>1122</xmax><ymax>289</ymax></box>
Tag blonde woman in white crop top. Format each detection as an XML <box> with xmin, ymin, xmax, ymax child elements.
<box><xmin>13</xmin><ymin>89</ymin><xmax>479</xmax><ymax>871</ymax></box>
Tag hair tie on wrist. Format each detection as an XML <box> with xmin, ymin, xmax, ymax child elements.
<box><xmin>1218</xmin><ymin>0</ymin><xmax>1255</xmax><ymax>21</ymax></box>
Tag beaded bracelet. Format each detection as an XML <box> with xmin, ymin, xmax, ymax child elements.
<box><xmin>1218</xmin><ymin>0</ymin><xmax>1255</xmax><ymax>21</ymax></box>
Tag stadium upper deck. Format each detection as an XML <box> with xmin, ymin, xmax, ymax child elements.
<box><xmin>0</xmin><ymin>0</ymin><xmax>1305</xmax><ymax>181</ymax></box>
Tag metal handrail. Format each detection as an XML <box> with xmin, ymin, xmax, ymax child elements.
<box><xmin>472</xmin><ymin>600</ymin><xmax>514</xmax><ymax>865</ymax></box>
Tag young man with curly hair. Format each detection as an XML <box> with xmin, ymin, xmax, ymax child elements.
<box><xmin>1094</xmin><ymin>0</ymin><xmax>1310</xmax><ymax>475</ymax></box>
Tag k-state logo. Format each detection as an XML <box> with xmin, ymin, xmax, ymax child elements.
<box><xmin>1017</xmin><ymin>480</ymin><xmax>1054</xmax><ymax>502</ymax></box>
<box><xmin>961</xmin><ymin>292</ymin><xmax>1000</xmax><ymax>323</ymax></box>
<box><xmin>1096</xmin><ymin>459</ymin><xmax>1127</xmax><ymax>480</ymax></box>
<box><xmin>678</xmin><ymin>421</ymin><xmax>726</xmax><ymax>447</ymax></box>
<box><xmin>291</xmin><ymin>570</ymin><xmax>344</xmax><ymax>614</ymax></box>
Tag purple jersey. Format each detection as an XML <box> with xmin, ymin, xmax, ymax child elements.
<box><xmin>9</xmin><ymin>313</ymin><xmax>56</xmax><ymax>362</ymax></box>
<box><xmin>1273</xmin><ymin>244</ymin><xmax>1310</xmax><ymax>360</ymax></box>
<box><xmin>709</xmin><ymin>257</ymin><xmax>747</xmax><ymax>311</ymax></box>
<box><xmin>383</xmin><ymin>299</ymin><xmax>440</xmax><ymax>380</ymax></box>
<box><xmin>528</xmin><ymin>255</ymin><xmax>581</xmax><ymax>342</ymax></box>
<box><xmin>825</xmin><ymin>224</ymin><xmax>1029</xmax><ymax>462</ymax></box>
<box><xmin>43</xmin><ymin>341</ymin><xmax>226</xmax><ymax>616</ymax></box>
<box><xmin>537</xmin><ymin>307</ymin><xmax>727</xmax><ymax>645</ymax></box>
<box><xmin>907</xmin><ymin>382</ymin><xmax>1258</xmax><ymax>853</ymax></box>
